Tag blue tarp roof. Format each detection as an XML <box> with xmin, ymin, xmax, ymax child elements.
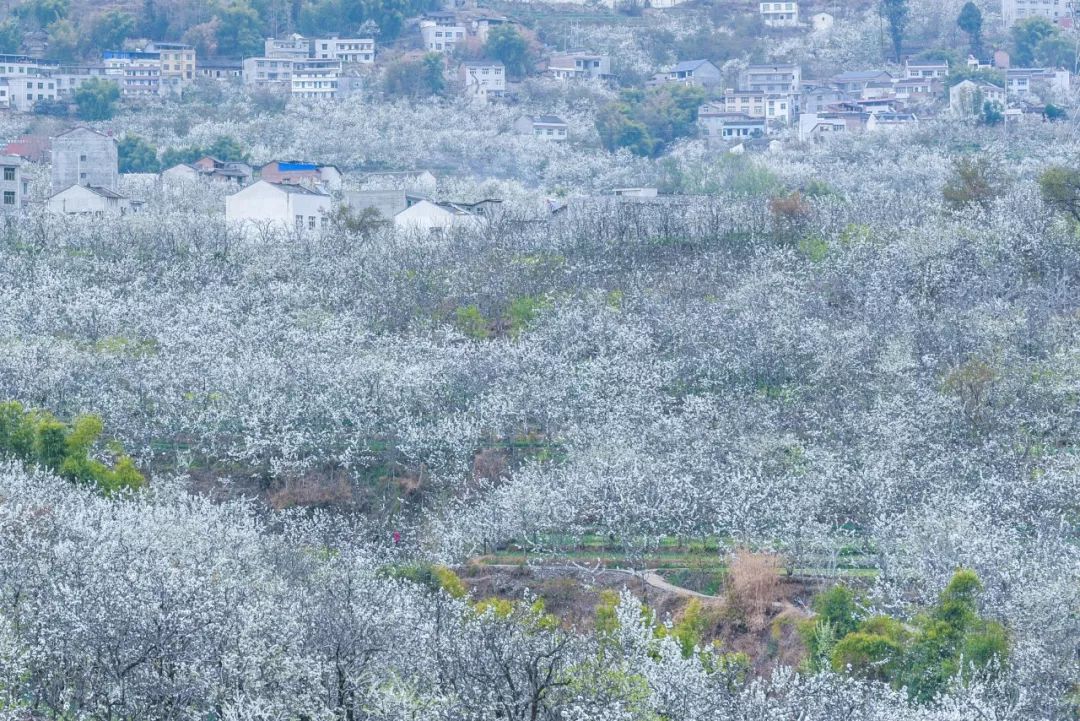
<box><xmin>279</xmin><ymin>162</ymin><xmax>318</xmax><ymax>172</ymax></box>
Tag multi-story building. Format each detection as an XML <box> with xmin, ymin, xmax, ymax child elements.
<box><xmin>290</xmin><ymin>59</ymin><xmax>342</xmax><ymax>100</ymax></box>
<box><xmin>0</xmin><ymin>75</ymin><xmax>58</xmax><ymax>112</ymax></box>
<box><xmin>831</xmin><ymin>70</ymin><xmax>893</xmax><ymax>94</ymax></box>
<box><xmin>265</xmin><ymin>35</ymin><xmax>311</xmax><ymax>59</ymax></box>
<box><xmin>1001</xmin><ymin>0</ymin><xmax>1075</xmax><ymax>27</ymax></box>
<box><xmin>0</xmin><ymin>155</ymin><xmax>26</xmax><ymax>211</ymax></box>
<box><xmin>760</xmin><ymin>1</ymin><xmax>799</xmax><ymax>27</ymax></box>
<box><xmin>421</xmin><ymin>14</ymin><xmax>467</xmax><ymax>53</ymax></box>
<box><xmin>904</xmin><ymin>60</ymin><xmax>949</xmax><ymax>80</ymax></box>
<box><xmin>51</xmin><ymin>65</ymin><xmax>110</xmax><ymax>98</ymax></box>
<box><xmin>145</xmin><ymin>42</ymin><xmax>196</xmax><ymax>82</ymax></box>
<box><xmin>51</xmin><ymin>127</ymin><xmax>119</xmax><ymax>195</ymax></box>
<box><xmin>698</xmin><ymin>104</ymin><xmax>767</xmax><ymax>143</ymax></box>
<box><xmin>198</xmin><ymin>59</ymin><xmax>243</xmax><ymax>81</ymax></box>
<box><xmin>546</xmin><ymin>52</ymin><xmax>611</xmax><ymax>80</ymax></box>
<box><xmin>459</xmin><ymin>61</ymin><xmax>506</xmax><ymax>101</ymax></box>
<box><xmin>242</xmin><ymin>57</ymin><xmax>296</xmax><ymax>86</ymax></box>
<box><xmin>103</xmin><ymin>51</ymin><xmax>162</xmax><ymax>95</ymax></box>
<box><xmin>225</xmin><ymin>180</ymin><xmax>332</xmax><ymax>237</ymax></box>
<box><xmin>514</xmin><ymin>115</ymin><xmax>569</xmax><ymax>140</ymax></box>
<box><xmin>1007</xmin><ymin>67</ymin><xmax>1071</xmax><ymax>98</ymax></box>
<box><xmin>721</xmin><ymin>90</ymin><xmax>794</xmax><ymax>124</ymax></box>
<box><xmin>311</xmin><ymin>37</ymin><xmax>375</xmax><ymax>64</ymax></box>
<box><xmin>743</xmin><ymin>64</ymin><xmax>802</xmax><ymax>95</ymax></box>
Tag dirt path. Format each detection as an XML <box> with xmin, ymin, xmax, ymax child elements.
<box><xmin>476</xmin><ymin>563</ymin><xmax>719</xmax><ymax>599</ymax></box>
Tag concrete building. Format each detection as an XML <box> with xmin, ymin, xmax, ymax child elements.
<box><xmin>515</xmin><ymin>115</ymin><xmax>569</xmax><ymax>140</ymax></box>
<box><xmin>265</xmin><ymin>35</ymin><xmax>312</xmax><ymax>59</ymax></box>
<box><xmin>1001</xmin><ymin>0</ymin><xmax>1075</xmax><ymax>27</ymax></box>
<box><xmin>744</xmin><ymin>64</ymin><xmax>802</xmax><ymax>95</ymax></box>
<box><xmin>546</xmin><ymin>52</ymin><xmax>611</xmax><ymax>80</ymax></box>
<box><xmin>290</xmin><ymin>59</ymin><xmax>343</xmax><ymax>100</ymax></box>
<box><xmin>810</xmin><ymin>12</ymin><xmax>834</xmax><ymax>31</ymax></box>
<box><xmin>242</xmin><ymin>57</ymin><xmax>295</xmax><ymax>86</ymax></box>
<box><xmin>393</xmin><ymin>199</ymin><xmax>485</xmax><ymax>232</ymax></box>
<box><xmin>949</xmin><ymin>79</ymin><xmax>1006</xmax><ymax>116</ymax></box>
<box><xmin>0</xmin><ymin>155</ymin><xmax>26</xmax><ymax>211</ymax></box>
<box><xmin>311</xmin><ymin>37</ymin><xmax>375</xmax><ymax>64</ymax></box>
<box><xmin>760</xmin><ymin>1</ymin><xmax>799</xmax><ymax>27</ymax></box>
<box><xmin>904</xmin><ymin>60</ymin><xmax>949</xmax><ymax>80</ymax></box>
<box><xmin>144</xmin><ymin>42</ymin><xmax>196</xmax><ymax>83</ymax></box>
<box><xmin>698</xmin><ymin>104</ymin><xmax>767</xmax><ymax>144</ymax></box>
<box><xmin>198</xmin><ymin>59</ymin><xmax>243</xmax><ymax>80</ymax></box>
<box><xmin>51</xmin><ymin>127</ymin><xmax>118</xmax><ymax>196</ymax></box>
<box><xmin>259</xmin><ymin>161</ymin><xmax>343</xmax><ymax>191</ymax></box>
<box><xmin>103</xmin><ymin>51</ymin><xmax>162</xmax><ymax>95</ymax></box>
<box><xmin>721</xmin><ymin>90</ymin><xmax>793</xmax><ymax>124</ymax></box>
<box><xmin>47</xmin><ymin>184</ymin><xmax>132</xmax><ymax>215</ymax></box>
<box><xmin>1007</xmin><ymin>67</ymin><xmax>1071</xmax><ymax>98</ymax></box>
<box><xmin>342</xmin><ymin>189</ymin><xmax>425</xmax><ymax>220</ymax></box>
<box><xmin>662</xmin><ymin>59</ymin><xmax>722</xmax><ymax>87</ymax></box>
<box><xmin>360</xmin><ymin>170</ymin><xmax>438</xmax><ymax>193</ymax></box>
<box><xmin>0</xmin><ymin>74</ymin><xmax>58</xmax><ymax>111</ymax></box>
<box><xmin>225</xmin><ymin>180</ymin><xmax>332</xmax><ymax>236</ymax></box>
<box><xmin>421</xmin><ymin>15</ymin><xmax>467</xmax><ymax>53</ymax></box>
<box><xmin>459</xmin><ymin>61</ymin><xmax>506</xmax><ymax>101</ymax></box>
<box><xmin>831</xmin><ymin>70</ymin><xmax>893</xmax><ymax>94</ymax></box>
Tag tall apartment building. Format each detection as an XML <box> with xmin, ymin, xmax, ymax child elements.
<box><xmin>290</xmin><ymin>59</ymin><xmax>343</xmax><ymax>100</ymax></box>
<box><xmin>51</xmin><ymin>127</ymin><xmax>119</xmax><ymax>195</ymax></box>
<box><xmin>0</xmin><ymin>155</ymin><xmax>26</xmax><ymax>211</ymax></box>
<box><xmin>103</xmin><ymin>51</ymin><xmax>161</xmax><ymax>95</ymax></box>
<box><xmin>1002</xmin><ymin>0</ymin><xmax>1075</xmax><ymax>27</ymax></box>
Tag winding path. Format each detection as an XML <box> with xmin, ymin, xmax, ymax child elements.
<box><xmin>475</xmin><ymin>563</ymin><xmax>719</xmax><ymax>599</ymax></box>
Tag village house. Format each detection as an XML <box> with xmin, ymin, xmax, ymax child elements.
<box><xmin>290</xmin><ymin>59</ymin><xmax>344</xmax><ymax>100</ymax></box>
<box><xmin>51</xmin><ymin>127</ymin><xmax>118</xmax><ymax>196</ymax></box>
<box><xmin>904</xmin><ymin>60</ymin><xmax>949</xmax><ymax>80</ymax></box>
<box><xmin>515</xmin><ymin>115</ymin><xmax>569</xmax><ymax>140</ymax></box>
<box><xmin>831</xmin><ymin>70</ymin><xmax>893</xmax><ymax>94</ymax></box>
<box><xmin>0</xmin><ymin>155</ymin><xmax>26</xmax><ymax>211</ymax></box>
<box><xmin>50</xmin><ymin>65</ymin><xmax>110</xmax><ymax>99</ymax></box>
<box><xmin>546</xmin><ymin>52</ymin><xmax>611</xmax><ymax>80</ymax></box>
<box><xmin>0</xmin><ymin>75</ymin><xmax>57</xmax><ymax>112</ymax></box>
<box><xmin>243</xmin><ymin>57</ymin><xmax>296</xmax><ymax>86</ymax></box>
<box><xmin>225</xmin><ymin>180</ymin><xmax>332</xmax><ymax>236</ymax></box>
<box><xmin>759</xmin><ymin>1</ymin><xmax>799</xmax><ymax>27</ymax></box>
<box><xmin>393</xmin><ymin>199</ymin><xmax>487</xmax><ymax>232</ymax></box>
<box><xmin>743</xmin><ymin>64</ymin><xmax>802</xmax><ymax>95</ymax></box>
<box><xmin>265</xmin><ymin>35</ymin><xmax>312</xmax><ymax>59</ymax></box>
<box><xmin>720</xmin><ymin>90</ymin><xmax>793</xmax><ymax>125</ymax></box>
<box><xmin>800</xmin><ymin>84</ymin><xmax>852</xmax><ymax>113</ymax></box>
<box><xmin>459</xmin><ymin>61</ymin><xmax>506</xmax><ymax>101</ymax></box>
<box><xmin>661</xmin><ymin>60</ymin><xmax>722</xmax><ymax>87</ymax></box>
<box><xmin>162</xmin><ymin>156</ymin><xmax>253</xmax><ymax>186</ymax></box>
<box><xmin>421</xmin><ymin>14</ymin><xmax>467</xmax><ymax>53</ymax></box>
<box><xmin>161</xmin><ymin>163</ymin><xmax>201</xmax><ymax>183</ymax></box>
<box><xmin>341</xmin><ymin>189</ymin><xmax>425</xmax><ymax>220</ymax></box>
<box><xmin>260</xmin><ymin>161</ymin><xmax>343</xmax><ymax>191</ymax></box>
<box><xmin>360</xmin><ymin>170</ymin><xmax>438</xmax><ymax>194</ymax></box>
<box><xmin>1001</xmin><ymin>0</ymin><xmax>1073</xmax><ymax>27</ymax></box>
<box><xmin>103</xmin><ymin>50</ymin><xmax>162</xmax><ymax>95</ymax></box>
<box><xmin>894</xmin><ymin>77</ymin><xmax>940</xmax><ymax>102</ymax></box>
<box><xmin>798</xmin><ymin>112</ymin><xmax>859</xmax><ymax>142</ymax></box>
<box><xmin>949</xmin><ymin>79</ymin><xmax>1006</xmax><ymax>117</ymax></box>
<box><xmin>698</xmin><ymin>104</ymin><xmax>767</xmax><ymax>145</ymax></box>
<box><xmin>471</xmin><ymin>15</ymin><xmax>514</xmax><ymax>43</ymax></box>
<box><xmin>198</xmin><ymin>59</ymin><xmax>243</xmax><ymax>81</ymax></box>
<box><xmin>1006</xmin><ymin>67</ymin><xmax>1071</xmax><ymax>99</ymax></box>
<box><xmin>867</xmin><ymin>112</ymin><xmax>919</xmax><ymax>132</ymax></box>
<box><xmin>311</xmin><ymin>37</ymin><xmax>375</xmax><ymax>64</ymax></box>
<box><xmin>47</xmin><ymin>184</ymin><xmax>134</xmax><ymax>215</ymax></box>
<box><xmin>2</xmin><ymin>134</ymin><xmax>51</xmax><ymax>164</ymax></box>
<box><xmin>144</xmin><ymin>42</ymin><xmax>196</xmax><ymax>84</ymax></box>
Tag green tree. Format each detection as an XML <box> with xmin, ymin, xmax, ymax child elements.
<box><xmin>831</xmin><ymin>631</ymin><xmax>905</xmax><ymax>682</ymax></box>
<box><xmin>596</xmin><ymin>84</ymin><xmax>704</xmax><ymax>157</ymax></box>
<box><xmin>942</xmin><ymin>157</ymin><xmax>999</xmax><ymax>211</ymax></box>
<box><xmin>1044</xmin><ymin>103</ymin><xmax>1068</xmax><ymax>121</ymax></box>
<box><xmin>0</xmin><ymin>20</ymin><xmax>23</xmax><ymax>54</ymax></box>
<box><xmin>17</xmin><ymin>0</ymin><xmax>69</xmax><ymax>28</ymax></box>
<box><xmin>215</xmin><ymin>1</ymin><xmax>264</xmax><ymax>57</ymax></box>
<box><xmin>74</xmin><ymin>78</ymin><xmax>121</xmax><ymax>121</ymax></box>
<box><xmin>812</xmin><ymin>585</ymin><xmax>862</xmax><ymax>638</ymax></box>
<box><xmin>1038</xmin><ymin>165</ymin><xmax>1080</xmax><ymax>221</ymax></box>
<box><xmin>1011</xmin><ymin>17</ymin><xmax>1056</xmax><ymax>66</ymax></box>
<box><xmin>421</xmin><ymin>52</ymin><xmax>445</xmax><ymax>95</ymax></box>
<box><xmin>956</xmin><ymin>2</ymin><xmax>983</xmax><ymax>57</ymax></box>
<box><xmin>1034</xmin><ymin>34</ymin><xmax>1075</xmax><ymax>69</ymax></box>
<box><xmin>485</xmin><ymin>24</ymin><xmax>530</xmax><ymax>79</ymax></box>
<box><xmin>980</xmin><ymin>99</ymin><xmax>1003</xmax><ymax>125</ymax></box>
<box><xmin>880</xmin><ymin>0</ymin><xmax>909</xmax><ymax>63</ymax></box>
<box><xmin>44</xmin><ymin>18</ymin><xmax>80</xmax><ymax>62</ymax></box>
<box><xmin>384</xmin><ymin>54</ymin><xmax>444</xmax><ymax>97</ymax></box>
<box><xmin>89</xmin><ymin>9</ymin><xmax>136</xmax><ymax>53</ymax></box>
<box><xmin>118</xmin><ymin>135</ymin><xmax>160</xmax><ymax>173</ymax></box>
<box><xmin>206</xmin><ymin>135</ymin><xmax>248</xmax><ymax>162</ymax></box>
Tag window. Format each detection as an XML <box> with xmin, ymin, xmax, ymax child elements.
<box><xmin>295</xmin><ymin>215</ymin><xmax>304</xmax><ymax>230</ymax></box>
<box><xmin>79</xmin><ymin>172</ymin><xmax>87</xmax><ymax>180</ymax></box>
<box><xmin>3</xmin><ymin>191</ymin><xmax>13</xmax><ymax>205</ymax></box>
<box><xmin>80</xmin><ymin>154</ymin><xmax>87</xmax><ymax>162</ymax></box>
<box><xmin>3</xmin><ymin>166</ymin><xmax>14</xmax><ymax>181</ymax></box>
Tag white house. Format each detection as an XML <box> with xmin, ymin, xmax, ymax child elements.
<box><xmin>661</xmin><ymin>59</ymin><xmax>722</xmax><ymax>87</ymax></box>
<box><xmin>744</xmin><ymin>64</ymin><xmax>802</xmax><ymax>95</ymax></box>
<box><xmin>1001</xmin><ymin>0</ymin><xmax>1073</xmax><ymax>27</ymax></box>
<box><xmin>393</xmin><ymin>199</ymin><xmax>485</xmax><ymax>232</ymax></box>
<box><xmin>161</xmin><ymin>163</ymin><xmax>201</xmax><ymax>183</ymax></box>
<box><xmin>421</xmin><ymin>15</ymin><xmax>467</xmax><ymax>53</ymax></box>
<box><xmin>47</xmin><ymin>184</ymin><xmax>133</xmax><ymax>215</ymax></box>
<box><xmin>1006</xmin><ymin>67</ymin><xmax>1071</xmax><ymax>99</ymax></box>
<box><xmin>225</xmin><ymin>180</ymin><xmax>331</xmax><ymax>236</ymax></box>
<box><xmin>311</xmin><ymin>37</ymin><xmax>375</xmax><ymax>64</ymax></box>
<box><xmin>760</xmin><ymin>1</ymin><xmax>799</xmax><ymax>27</ymax></box>
<box><xmin>949</xmin><ymin>79</ymin><xmax>1006</xmax><ymax>117</ymax></box>
<box><xmin>904</xmin><ymin>60</ymin><xmax>949</xmax><ymax>80</ymax></box>
<box><xmin>459</xmin><ymin>61</ymin><xmax>505</xmax><ymax>101</ymax></box>
<box><xmin>515</xmin><ymin>115</ymin><xmax>569</xmax><ymax>140</ymax></box>
<box><xmin>720</xmin><ymin>90</ymin><xmax>793</xmax><ymax>125</ymax></box>
<box><xmin>698</xmin><ymin>105</ymin><xmax>768</xmax><ymax>144</ymax></box>
<box><xmin>546</xmin><ymin>52</ymin><xmax>611</xmax><ymax>80</ymax></box>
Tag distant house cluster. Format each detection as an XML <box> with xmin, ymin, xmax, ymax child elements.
<box><xmin>241</xmin><ymin>34</ymin><xmax>375</xmax><ymax>101</ymax></box>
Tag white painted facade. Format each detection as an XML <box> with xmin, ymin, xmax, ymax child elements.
<box><xmin>393</xmin><ymin>199</ymin><xmax>484</xmax><ymax>232</ymax></box>
<box><xmin>225</xmin><ymin>180</ymin><xmax>331</xmax><ymax>236</ymax></box>
<box><xmin>47</xmin><ymin>184</ymin><xmax>131</xmax><ymax>215</ymax></box>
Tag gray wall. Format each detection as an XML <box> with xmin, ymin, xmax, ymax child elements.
<box><xmin>51</xmin><ymin>129</ymin><xmax>118</xmax><ymax>195</ymax></box>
